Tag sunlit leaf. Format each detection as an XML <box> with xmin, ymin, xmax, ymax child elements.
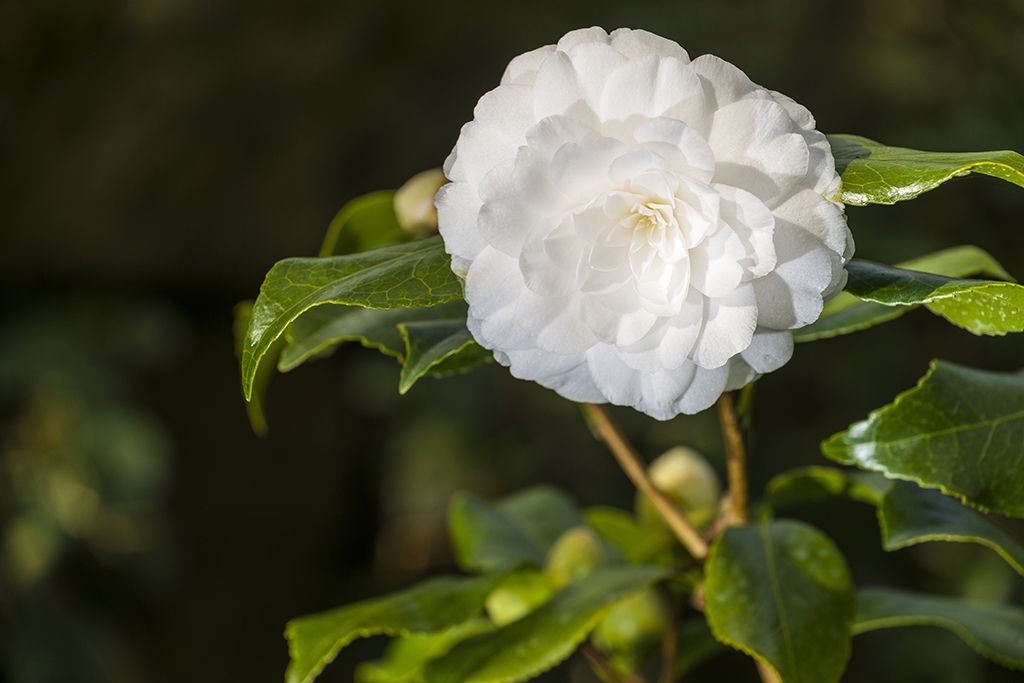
<box><xmin>233</xmin><ymin>300</ymin><xmax>281</xmax><ymax>435</ymax></box>
<box><xmin>241</xmin><ymin>237</ymin><xmax>462</xmax><ymax>400</ymax></box>
<box><xmin>829</xmin><ymin>134</ymin><xmax>1024</xmax><ymax>206</ymax></box>
<box><xmin>823</xmin><ymin>360</ymin><xmax>1024</xmax><ymax>517</ymax></box>
<box><xmin>796</xmin><ymin>246</ymin><xmax>1015</xmax><ymax>342</ymax></box>
<box><xmin>704</xmin><ymin>520</ymin><xmax>854</xmax><ymax>683</ymax></box>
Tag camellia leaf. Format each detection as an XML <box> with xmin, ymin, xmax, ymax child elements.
<box><xmin>764</xmin><ymin>467</ymin><xmax>1024</xmax><ymax>578</ymax></box>
<box><xmin>828</xmin><ymin>134</ymin><xmax>1024</xmax><ymax>206</ymax></box>
<box><xmin>449</xmin><ymin>486</ymin><xmax>584</xmax><ymax>573</ymax></box>
<box><xmin>356</xmin><ymin>620</ymin><xmax>494</xmax><ymax>683</ymax></box>
<box><xmin>703</xmin><ymin>520</ymin><xmax>854</xmax><ymax>683</ymax></box>
<box><xmin>880</xmin><ymin>482</ymin><xmax>1024</xmax><ymax>576</ymax></box>
<box><xmin>319</xmin><ymin>190</ymin><xmax>408</xmax><ymax>257</ymax></box>
<box><xmin>397</xmin><ymin>318</ymin><xmax>491</xmax><ymax>395</ymax></box>
<box><xmin>277</xmin><ymin>301</ymin><xmax>490</xmax><ymax>393</ymax></box>
<box><xmin>285</xmin><ymin>574</ymin><xmax>501</xmax><ymax>683</ymax></box>
<box><xmin>422</xmin><ymin>565</ymin><xmax>669</xmax><ymax>683</ymax></box>
<box><xmin>796</xmin><ymin>246</ymin><xmax>1016</xmax><ymax>342</ymax></box>
<box><xmin>584</xmin><ymin>506</ymin><xmax>672</xmax><ymax>565</ymax></box>
<box><xmin>675</xmin><ymin>618</ymin><xmax>727</xmax><ymax>678</ymax></box>
<box><xmin>233</xmin><ymin>300</ymin><xmax>282</xmax><ymax>436</ymax></box>
<box><xmin>241</xmin><ymin>237</ymin><xmax>463</xmax><ymax>400</ymax></box>
<box><xmin>853</xmin><ymin>587</ymin><xmax>1024</xmax><ymax>671</ymax></box>
<box><xmin>836</xmin><ymin>259</ymin><xmax>1024</xmax><ymax>336</ymax></box>
<box><xmin>823</xmin><ymin>360</ymin><xmax>1024</xmax><ymax>517</ymax></box>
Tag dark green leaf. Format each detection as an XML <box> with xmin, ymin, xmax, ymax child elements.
<box><xmin>829</xmin><ymin>134</ymin><xmax>1024</xmax><ymax>206</ymax></box>
<box><xmin>704</xmin><ymin>520</ymin><xmax>854</xmax><ymax>683</ymax></box>
<box><xmin>853</xmin><ymin>587</ymin><xmax>1024</xmax><ymax>670</ymax></box>
<box><xmin>241</xmin><ymin>237</ymin><xmax>462</xmax><ymax>400</ymax></box>
<box><xmin>398</xmin><ymin>318</ymin><xmax>491</xmax><ymax>394</ymax></box>
<box><xmin>422</xmin><ymin>565</ymin><xmax>670</xmax><ymax>683</ymax></box>
<box><xmin>356</xmin><ymin>620</ymin><xmax>493</xmax><ymax>683</ymax></box>
<box><xmin>823</xmin><ymin>360</ymin><xmax>1024</xmax><ymax>517</ymax></box>
<box><xmin>796</xmin><ymin>246</ymin><xmax>1015</xmax><ymax>342</ymax></box>
<box><xmin>285</xmin><ymin>574</ymin><xmax>501</xmax><ymax>683</ymax></box>
<box><xmin>449</xmin><ymin>486</ymin><xmax>584</xmax><ymax>573</ymax></box>
<box><xmin>880</xmin><ymin>483</ymin><xmax>1024</xmax><ymax>576</ymax></box>
<box><xmin>320</xmin><ymin>190</ymin><xmax>408</xmax><ymax>257</ymax></box>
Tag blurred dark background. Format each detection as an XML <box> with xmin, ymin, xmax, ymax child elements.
<box><xmin>2</xmin><ymin>1</ymin><xmax>1023</xmax><ymax>681</ymax></box>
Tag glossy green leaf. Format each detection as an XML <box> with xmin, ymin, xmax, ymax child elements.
<box><xmin>356</xmin><ymin>620</ymin><xmax>493</xmax><ymax>683</ymax></box>
<box><xmin>823</xmin><ymin>360</ymin><xmax>1024</xmax><ymax>517</ymax></box>
<box><xmin>398</xmin><ymin>318</ymin><xmax>491</xmax><ymax>394</ymax></box>
<box><xmin>763</xmin><ymin>466</ymin><xmax>887</xmax><ymax>510</ymax></box>
<box><xmin>838</xmin><ymin>259</ymin><xmax>1024</xmax><ymax>336</ymax></box>
<box><xmin>233</xmin><ymin>300</ymin><xmax>281</xmax><ymax>436</ymax></box>
<box><xmin>285</xmin><ymin>574</ymin><xmax>501</xmax><ymax>683</ymax></box>
<box><xmin>422</xmin><ymin>565</ymin><xmax>669</xmax><ymax>683</ymax></box>
<box><xmin>880</xmin><ymin>483</ymin><xmax>1024</xmax><ymax>576</ymax></box>
<box><xmin>241</xmin><ymin>237</ymin><xmax>462</xmax><ymax>400</ymax></box>
<box><xmin>853</xmin><ymin>587</ymin><xmax>1024</xmax><ymax>670</ymax></box>
<box><xmin>449</xmin><ymin>486</ymin><xmax>584</xmax><ymax>573</ymax></box>
<box><xmin>320</xmin><ymin>190</ymin><xmax>407</xmax><ymax>257</ymax></box>
<box><xmin>704</xmin><ymin>520</ymin><xmax>854</xmax><ymax>683</ymax></box>
<box><xmin>796</xmin><ymin>246</ymin><xmax>1015</xmax><ymax>342</ymax></box>
<box><xmin>829</xmin><ymin>134</ymin><xmax>1024</xmax><ymax>206</ymax></box>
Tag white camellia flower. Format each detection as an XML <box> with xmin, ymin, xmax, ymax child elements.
<box><xmin>436</xmin><ymin>27</ymin><xmax>853</xmax><ymax>419</ymax></box>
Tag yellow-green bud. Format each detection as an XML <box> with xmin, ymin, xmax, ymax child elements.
<box><xmin>636</xmin><ymin>446</ymin><xmax>721</xmax><ymax>529</ymax></box>
<box><xmin>393</xmin><ymin>168</ymin><xmax>447</xmax><ymax>238</ymax></box>
<box><xmin>545</xmin><ymin>526</ymin><xmax>606</xmax><ymax>589</ymax></box>
<box><xmin>485</xmin><ymin>570</ymin><xmax>553</xmax><ymax>626</ymax></box>
<box><xmin>591</xmin><ymin>589</ymin><xmax>667</xmax><ymax>656</ymax></box>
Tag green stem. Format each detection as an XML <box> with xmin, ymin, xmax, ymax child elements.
<box><xmin>717</xmin><ymin>392</ymin><xmax>749</xmax><ymax>525</ymax></box>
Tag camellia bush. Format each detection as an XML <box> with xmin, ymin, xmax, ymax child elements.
<box><xmin>235</xmin><ymin>27</ymin><xmax>1024</xmax><ymax>683</ymax></box>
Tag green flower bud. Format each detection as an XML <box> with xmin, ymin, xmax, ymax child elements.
<box><xmin>545</xmin><ymin>526</ymin><xmax>606</xmax><ymax>589</ymax></box>
<box><xmin>636</xmin><ymin>446</ymin><xmax>721</xmax><ymax>529</ymax></box>
<box><xmin>393</xmin><ymin>168</ymin><xmax>447</xmax><ymax>239</ymax></box>
<box><xmin>591</xmin><ymin>588</ymin><xmax>667</xmax><ymax>657</ymax></box>
<box><xmin>485</xmin><ymin>569</ymin><xmax>553</xmax><ymax>626</ymax></box>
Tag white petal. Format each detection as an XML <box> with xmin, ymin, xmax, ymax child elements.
<box><xmin>598</xmin><ymin>55</ymin><xmax>702</xmax><ymax>121</ymax></box>
<box><xmin>741</xmin><ymin>329</ymin><xmax>793</xmax><ymax>373</ymax></box>
<box><xmin>556</xmin><ymin>27</ymin><xmax>611</xmax><ymax>52</ymax></box>
<box><xmin>610</xmin><ymin>28</ymin><xmax>690</xmax><ymax>61</ymax></box>
<box><xmin>501</xmin><ymin>45</ymin><xmax>556</xmax><ymax>85</ymax></box>
<box><xmin>677</xmin><ymin>365</ymin><xmax>729</xmax><ymax>414</ymax></box>
<box><xmin>435</xmin><ymin>182</ymin><xmax>485</xmax><ymax>262</ymax></box>
<box><xmin>692</xmin><ymin>284</ymin><xmax>757</xmax><ymax>368</ymax></box>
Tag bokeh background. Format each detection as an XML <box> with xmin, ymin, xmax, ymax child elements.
<box><xmin>2</xmin><ymin>0</ymin><xmax>1024</xmax><ymax>681</ymax></box>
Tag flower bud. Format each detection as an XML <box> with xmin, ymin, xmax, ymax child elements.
<box><xmin>636</xmin><ymin>446</ymin><xmax>721</xmax><ymax>529</ymax></box>
<box><xmin>545</xmin><ymin>526</ymin><xmax>606</xmax><ymax>589</ymax></box>
<box><xmin>485</xmin><ymin>569</ymin><xmax>552</xmax><ymax>626</ymax></box>
<box><xmin>393</xmin><ymin>168</ymin><xmax>447</xmax><ymax>239</ymax></box>
<box><xmin>591</xmin><ymin>589</ymin><xmax>666</xmax><ymax>658</ymax></box>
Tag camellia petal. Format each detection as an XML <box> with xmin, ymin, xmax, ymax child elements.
<box><xmin>436</xmin><ymin>27</ymin><xmax>851</xmax><ymax>419</ymax></box>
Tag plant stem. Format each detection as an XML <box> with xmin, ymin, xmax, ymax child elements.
<box><xmin>756</xmin><ymin>660</ymin><xmax>782</xmax><ymax>683</ymax></box>
<box><xmin>716</xmin><ymin>392</ymin><xmax>748</xmax><ymax>525</ymax></box>
<box><xmin>660</xmin><ymin>603</ymin><xmax>678</xmax><ymax>683</ymax></box>
<box><xmin>583</xmin><ymin>404</ymin><xmax>708</xmax><ymax>560</ymax></box>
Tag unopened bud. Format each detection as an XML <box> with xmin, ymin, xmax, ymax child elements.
<box><xmin>636</xmin><ymin>446</ymin><xmax>721</xmax><ymax>529</ymax></box>
<box><xmin>592</xmin><ymin>588</ymin><xmax>666</xmax><ymax>657</ymax></box>
<box><xmin>485</xmin><ymin>570</ymin><xmax>552</xmax><ymax>626</ymax></box>
<box><xmin>393</xmin><ymin>168</ymin><xmax>447</xmax><ymax>238</ymax></box>
<box><xmin>545</xmin><ymin>526</ymin><xmax>606</xmax><ymax>589</ymax></box>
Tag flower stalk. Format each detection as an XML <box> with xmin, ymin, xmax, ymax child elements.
<box><xmin>716</xmin><ymin>392</ymin><xmax>748</xmax><ymax>525</ymax></box>
<box><xmin>583</xmin><ymin>404</ymin><xmax>709</xmax><ymax>560</ymax></box>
